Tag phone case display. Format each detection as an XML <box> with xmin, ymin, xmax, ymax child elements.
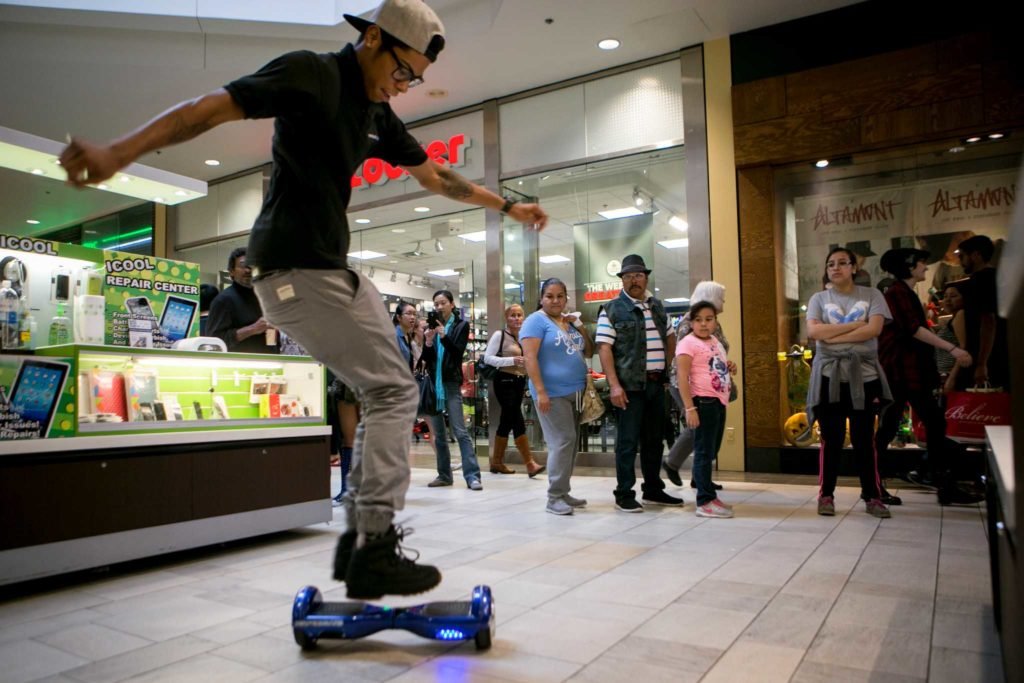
<box><xmin>0</xmin><ymin>355</ymin><xmax>76</xmax><ymax>439</ymax></box>
<box><xmin>32</xmin><ymin>344</ymin><xmax>324</xmax><ymax>435</ymax></box>
<box><xmin>0</xmin><ymin>233</ymin><xmax>200</xmax><ymax>352</ymax></box>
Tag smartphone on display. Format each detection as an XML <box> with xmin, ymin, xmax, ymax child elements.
<box><xmin>125</xmin><ymin>296</ymin><xmax>157</xmax><ymax>321</ymax></box>
<box><xmin>152</xmin><ymin>400</ymin><xmax>167</xmax><ymax>421</ymax></box>
<box><xmin>50</xmin><ymin>271</ymin><xmax>70</xmax><ymax>302</ymax></box>
<box><xmin>8</xmin><ymin>359</ymin><xmax>71</xmax><ymax>438</ymax></box>
<box><xmin>159</xmin><ymin>295</ymin><xmax>198</xmax><ymax>342</ymax></box>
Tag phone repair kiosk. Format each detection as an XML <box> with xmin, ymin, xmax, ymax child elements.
<box><xmin>0</xmin><ymin>234</ymin><xmax>332</xmax><ymax>586</ymax></box>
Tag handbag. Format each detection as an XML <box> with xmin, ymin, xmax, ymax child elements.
<box><xmin>415</xmin><ymin>369</ymin><xmax>441</xmax><ymax>416</ymax></box>
<box><xmin>475</xmin><ymin>331</ymin><xmax>504</xmax><ymax>381</ymax></box>
<box><xmin>944</xmin><ymin>385</ymin><xmax>1010</xmax><ymax>440</ymax></box>
<box><xmin>579</xmin><ymin>374</ymin><xmax>605</xmax><ymax>424</ymax></box>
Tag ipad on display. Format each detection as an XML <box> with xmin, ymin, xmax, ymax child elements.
<box><xmin>159</xmin><ymin>295</ymin><xmax>198</xmax><ymax>342</ymax></box>
<box><xmin>9</xmin><ymin>359</ymin><xmax>71</xmax><ymax>438</ymax></box>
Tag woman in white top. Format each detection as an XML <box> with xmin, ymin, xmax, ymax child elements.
<box><xmin>483</xmin><ymin>304</ymin><xmax>545</xmax><ymax>476</ymax></box>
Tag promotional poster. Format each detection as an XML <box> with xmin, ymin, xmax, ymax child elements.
<box><xmin>0</xmin><ymin>355</ymin><xmax>75</xmax><ymax>439</ymax></box>
<box><xmin>102</xmin><ymin>249</ymin><xmax>201</xmax><ymax>349</ymax></box>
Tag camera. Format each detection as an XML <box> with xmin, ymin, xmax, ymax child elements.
<box><xmin>427</xmin><ymin>311</ymin><xmax>439</xmax><ymax>329</ymax></box>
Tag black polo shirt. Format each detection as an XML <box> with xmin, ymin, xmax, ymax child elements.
<box><xmin>225</xmin><ymin>45</ymin><xmax>428</xmax><ymax>271</ymax></box>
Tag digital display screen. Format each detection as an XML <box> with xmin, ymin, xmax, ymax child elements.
<box><xmin>160</xmin><ymin>297</ymin><xmax>197</xmax><ymax>342</ymax></box>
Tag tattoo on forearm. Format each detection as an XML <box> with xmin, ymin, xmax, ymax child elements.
<box><xmin>437</xmin><ymin>167</ymin><xmax>474</xmax><ymax>200</ymax></box>
<box><xmin>167</xmin><ymin>111</ymin><xmax>213</xmax><ymax>145</ymax></box>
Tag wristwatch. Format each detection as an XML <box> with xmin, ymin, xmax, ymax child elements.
<box><xmin>500</xmin><ymin>197</ymin><xmax>517</xmax><ymax>214</ymax></box>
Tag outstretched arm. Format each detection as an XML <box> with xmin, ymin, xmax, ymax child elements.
<box><xmin>406</xmin><ymin>160</ymin><xmax>548</xmax><ymax>230</ymax></box>
<box><xmin>60</xmin><ymin>89</ymin><xmax>245</xmax><ymax>187</ymax></box>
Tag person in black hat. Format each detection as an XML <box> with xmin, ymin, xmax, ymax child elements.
<box><xmin>59</xmin><ymin>0</ymin><xmax>549</xmax><ymax>600</ymax></box>
<box><xmin>875</xmin><ymin>248</ymin><xmax>980</xmax><ymax>506</ymax></box>
<box><xmin>595</xmin><ymin>254</ymin><xmax>683</xmax><ymax>512</ymax></box>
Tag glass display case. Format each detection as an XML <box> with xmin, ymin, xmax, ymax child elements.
<box><xmin>31</xmin><ymin>344</ymin><xmax>324</xmax><ymax>436</ymax></box>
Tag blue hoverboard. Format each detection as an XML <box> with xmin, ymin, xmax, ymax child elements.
<box><xmin>292</xmin><ymin>584</ymin><xmax>494</xmax><ymax>650</ymax></box>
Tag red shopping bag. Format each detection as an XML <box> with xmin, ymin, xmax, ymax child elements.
<box><xmin>944</xmin><ymin>389</ymin><xmax>1011</xmax><ymax>440</ymax></box>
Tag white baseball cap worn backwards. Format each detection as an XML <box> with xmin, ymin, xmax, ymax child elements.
<box><xmin>345</xmin><ymin>0</ymin><xmax>446</xmax><ymax>62</ymax></box>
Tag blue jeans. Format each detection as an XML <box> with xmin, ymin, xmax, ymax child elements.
<box><xmin>613</xmin><ymin>380</ymin><xmax>666</xmax><ymax>500</ymax></box>
<box><xmin>431</xmin><ymin>381</ymin><xmax>481</xmax><ymax>483</ymax></box>
<box><xmin>692</xmin><ymin>396</ymin><xmax>726</xmax><ymax>506</ymax></box>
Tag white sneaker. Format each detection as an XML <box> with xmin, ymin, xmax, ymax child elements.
<box><xmin>696</xmin><ymin>499</ymin><xmax>734</xmax><ymax>518</ymax></box>
<box><xmin>546</xmin><ymin>498</ymin><xmax>574</xmax><ymax>515</ymax></box>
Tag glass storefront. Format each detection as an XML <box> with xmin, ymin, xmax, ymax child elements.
<box><xmin>774</xmin><ymin>133</ymin><xmax>1021</xmax><ymax>448</ymax></box>
<box><xmin>500</xmin><ymin>145</ymin><xmax>689</xmax><ymax>452</ymax></box>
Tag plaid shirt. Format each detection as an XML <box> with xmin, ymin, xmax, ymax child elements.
<box><xmin>878</xmin><ymin>279</ymin><xmax>938</xmax><ymax>391</ymax></box>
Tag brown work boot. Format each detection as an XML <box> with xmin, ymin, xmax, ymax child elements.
<box><xmin>489</xmin><ymin>435</ymin><xmax>515</xmax><ymax>474</ymax></box>
<box><xmin>515</xmin><ymin>435</ymin><xmax>546</xmax><ymax>478</ymax></box>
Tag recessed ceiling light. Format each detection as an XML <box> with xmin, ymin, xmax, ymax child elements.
<box><xmin>459</xmin><ymin>231</ymin><xmax>486</xmax><ymax>242</ymax></box>
<box><xmin>539</xmin><ymin>255</ymin><xmax>570</xmax><ymax>264</ymax></box>
<box><xmin>348</xmin><ymin>250</ymin><xmax>386</xmax><ymax>260</ymax></box>
<box><xmin>25</xmin><ymin>219</ymin><xmax>40</xmax><ymax>225</ymax></box>
<box><xmin>657</xmin><ymin>238</ymin><xmax>689</xmax><ymax>249</ymax></box>
<box><xmin>988</xmin><ymin>132</ymin><xmax>1004</xmax><ymax>139</ymax></box>
<box><xmin>598</xmin><ymin>38</ymin><xmax>620</xmax><ymax>50</ymax></box>
<box><xmin>504</xmin><ymin>283</ymin><xmax>521</xmax><ymax>290</ymax></box>
<box><xmin>204</xmin><ymin>159</ymin><xmax>221</xmax><ymax>166</ymax></box>
<box><xmin>29</xmin><ymin>168</ymin><xmax>45</xmax><ymax>175</ymax></box>
<box><xmin>965</xmin><ymin>136</ymin><xmax>982</xmax><ymax>143</ymax></box>
<box><xmin>414</xmin><ymin>206</ymin><xmax>430</xmax><ymax>213</ymax></box>
<box><xmin>597</xmin><ymin>207</ymin><xmax>643</xmax><ymax>220</ymax></box>
<box><xmin>391</xmin><ymin>227</ymin><xmax>405</xmax><ymax>233</ymax></box>
<box><xmin>355</xmin><ymin>218</ymin><xmax>371</xmax><ymax>224</ymax></box>
<box><xmin>429</xmin><ymin>269</ymin><xmax>459</xmax><ymax>277</ymax></box>
<box><xmin>664</xmin><ymin>297</ymin><xmax>689</xmax><ymax>303</ymax></box>
<box><xmin>815</xmin><ymin>159</ymin><xmax>829</xmax><ymax>168</ymax></box>
<box><xmin>669</xmin><ymin>216</ymin><xmax>688</xmax><ymax>232</ymax></box>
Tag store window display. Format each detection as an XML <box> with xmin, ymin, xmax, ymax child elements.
<box><xmin>776</xmin><ymin>135</ymin><xmax>1021</xmax><ymax>450</ymax></box>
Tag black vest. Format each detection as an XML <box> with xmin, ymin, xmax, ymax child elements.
<box><xmin>602</xmin><ymin>291</ymin><xmax>669</xmax><ymax>390</ymax></box>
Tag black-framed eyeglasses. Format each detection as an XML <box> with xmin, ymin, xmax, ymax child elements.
<box><xmin>388</xmin><ymin>46</ymin><xmax>424</xmax><ymax>88</ymax></box>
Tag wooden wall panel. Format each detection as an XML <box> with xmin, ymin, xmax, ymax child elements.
<box><xmin>732</xmin><ymin>76</ymin><xmax>786</xmax><ymax>126</ymax></box>
<box><xmin>738</xmin><ymin>167</ymin><xmax>782</xmax><ymax>448</ymax></box>
<box><xmin>734</xmin><ymin>113</ymin><xmax>860</xmax><ymax>167</ymax></box>
<box><xmin>819</xmin><ymin>66</ymin><xmax>983</xmax><ymax>123</ymax></box>
<box><xmin>784</xmin><ymin>45</ymin><xmax>938</xmax><ymax>117</ymax></box>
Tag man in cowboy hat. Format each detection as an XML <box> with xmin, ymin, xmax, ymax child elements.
<box><xmin>60</xmin><ymin>0</ymin><xmax>548</xmax><ymax>600</ymax></box>
<box><xmin>596</xmin><ymin>254</ymin><xmax>683</xmax><ymax>512</ymax></box>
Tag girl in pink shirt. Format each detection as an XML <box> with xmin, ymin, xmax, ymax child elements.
<box><xmin>676</xmin><ymin>301</ymin><xmax>737</xmax><ymax>518</ymax></box>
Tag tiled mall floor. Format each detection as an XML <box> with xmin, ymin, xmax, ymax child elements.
<box><xmin>0</xmin><ymin>465</ymin><xmax>1003</xmax><ymax>683</ymax></box>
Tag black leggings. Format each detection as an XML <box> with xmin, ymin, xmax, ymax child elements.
<box><xmin>816</xmin><ymin>377</ymin><xmax>884</xmax><ymax>500</ymax></box>
<box><xmin>493</xmin><ymin>374</ymin><xmax>527</xmax><ymax>438</ymax></box>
